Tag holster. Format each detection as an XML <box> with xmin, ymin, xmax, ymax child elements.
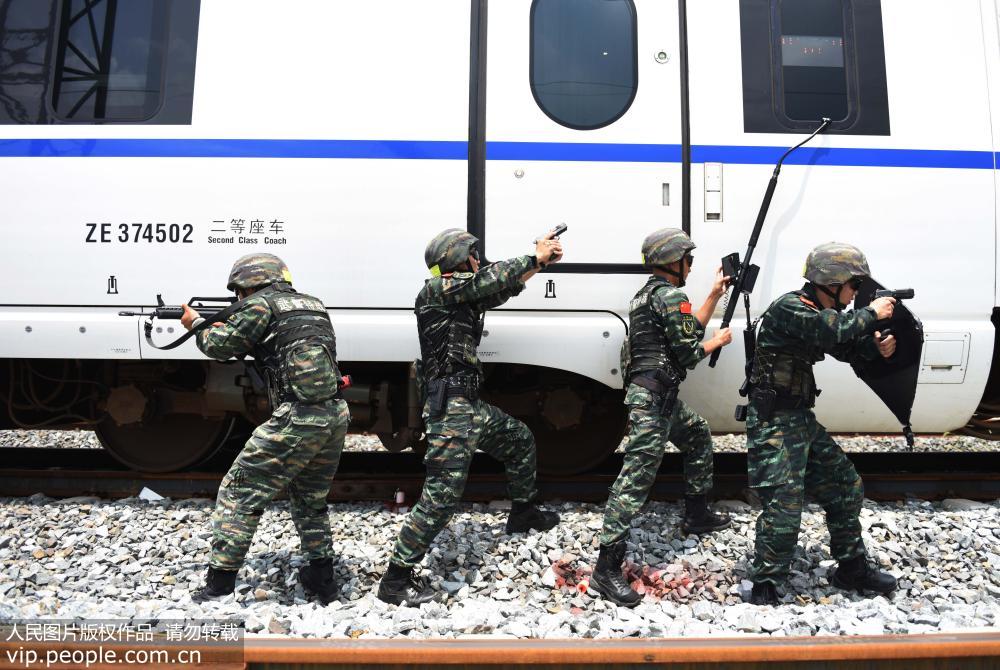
<box><xmin>632</xmin><ymin>368</ymin><xmax>680</xmax><ymax>417</ymax></box>
<box><xmin>749</xmin><ymin>388</ymin><xmax>777</xmax><ymax>421</ymax></box>
<box><xmin>427</xmin><ymin>379</ymin><xmax>447</xmax><ymax>417</ymax></box>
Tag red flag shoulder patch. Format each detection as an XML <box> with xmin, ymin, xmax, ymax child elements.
<box><xmin>680</xmin><ymin>302</ymin><xmax>692</xmax><ymax>314</ymax></box>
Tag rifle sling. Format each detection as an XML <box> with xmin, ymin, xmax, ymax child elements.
<box><xmin>142</xmin><ymin>294</ymin><xmax>259</xmax><ymax>351</ymax></box>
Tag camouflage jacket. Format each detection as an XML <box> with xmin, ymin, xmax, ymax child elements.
<box><xmin>750</xmin><ymin>283</ymin><xmax>879</xmax><ymax>396</ymax></box>
<box><xmin>416</xmin><ymin>255</ymin><xmax>533</xmax><ymax>380</ymax></box>
<box><xmin>196</xmin><ymin>295</ymin><xmax>272</xmax><ymax>361</ymax></box>
<box><xmin>626</xmin><ymin>276</ymin><xmax>707</xmax><ymax>381</ymax></box>
<box><xmin>196</xmin><ymin>288</ymin><xmax>340</xmax><ymax>404</ymax></box>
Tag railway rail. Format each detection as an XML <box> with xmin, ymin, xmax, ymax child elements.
<box><xmin>1</xmin><ymin>632</ymin><xmax>999</xmax><ymax>669</ymax></box>
<box><xmin>2</xmin><ymin>449</ymin><xmax>998</xmax><ymax>502</ymax></box>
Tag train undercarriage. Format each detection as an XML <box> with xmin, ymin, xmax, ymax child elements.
<box><xmin>0</xmin><ymin>359</ymin><xmax>625</xmax><ymax>476</ymax></box>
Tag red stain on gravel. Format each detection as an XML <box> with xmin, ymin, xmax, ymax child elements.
<box><xmin>624</xmin><ymin>561</ymin><xmax>727</xmax><ymax>602</ymax></box>
<box><xmin>547</xmin><ymin>556</ymin><xmax>729</xmax><ymax>604</ymax></box>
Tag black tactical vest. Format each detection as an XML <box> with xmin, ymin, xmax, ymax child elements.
<box><xmin>415</xmin><ymin>285</ymin><xmax>484</xmax><ymax>381</ymax></box>
<box><xmin>749</xmin><ymin>290</ymin><xmax>824</xmax><ymax>403</ymax></box>
<box><xmin>627</xmin><ymin>276</ymin><xmax>684</xmax><ymax>381</ymax></box>
<box><xmin>251</xmin><ymin>284</ymin><xmax>341</xmax><ymax>404</ymax></box>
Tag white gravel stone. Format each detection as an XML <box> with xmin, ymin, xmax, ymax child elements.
<box><xmin>0</xmin><ymin>432</ymin><xmax>997</xmax><ymax>640</ymax></box>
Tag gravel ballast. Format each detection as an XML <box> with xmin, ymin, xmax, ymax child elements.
<box><xmin>1</xmin><ymin>429</ymin><xmax>995</xmax><ymax>453</ymax></box>
<box><xmin>0</xmin><ymin>493</ymin><xmax>997</xmax><ymax>639</ymax></box>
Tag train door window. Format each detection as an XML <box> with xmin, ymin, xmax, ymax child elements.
<box><xmin>740</xmin><ymin>0</ymin><xmax>890</xmax><ymax>135</ymax></box>
<box><xmin>529</xmin><ymin>0</ymin><xmax>638</xmax><ymax>130</ymax></box>
<box><xmin>0</xmin><ymin>0</ymin><xmax>200</xmax><ymax>124</ymax></box>
<box><xmin>51</xmin><ymin>0</ymin><xmax>171</xmax><ymax>122</ymax></box>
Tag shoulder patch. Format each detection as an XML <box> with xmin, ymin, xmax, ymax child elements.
<box><xmin>680</xmin><ymin>301</ymin><xmax>692</xmax><ymax>314</ymax></box>
<box><xmin>798</xmin><ymin>296</ymin><xmax>819</xmax><ymax>310</ymax></box>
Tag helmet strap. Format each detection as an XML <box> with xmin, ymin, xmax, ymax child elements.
<box><xmin>814</xmin><ymin>283</ymin><xmax>847</xmax><ymax>311</ymax></box>
<box><xmin>662</xmin><ymin>256</ymin><xmax>689</xmax><ymax>288</ymax></box>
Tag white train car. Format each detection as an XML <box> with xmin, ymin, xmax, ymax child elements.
<box><xmin>0</xmin><ymin>0</ymin><xmax>997</xmax><ymax>472</ymax></box>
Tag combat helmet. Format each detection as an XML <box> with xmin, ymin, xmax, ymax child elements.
<box><xmin>424</xmin><ymin>229</ymin><xmax>479</xmax><ymax>277</ymax></box>
<box><xmin>641</xmin><ymin>228</ymin><xmax>696</xmax><ymax>267</ymax></box>
<box><xmin>227</xmin><ymin>253</ymin><xmax>292</xmax><ymax>291</ymax></box>
<box><xmin>803</xmin><ymin>242</ymin><xmax>870</xmax><ymax>286</ymax></box>
<box><xmin>641</xmin><ymin>228</ymin><xmax>695</xmax><ymax>286</ymax></box>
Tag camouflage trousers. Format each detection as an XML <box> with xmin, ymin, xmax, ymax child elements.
<box><xmin>746</xmin><ymin>406</ymin><xmax>866</xmax><ymax>584</ymax></box>
<box><xmin>209</xmin><ymin>399</ymin><xmax>350</xmax><ymax>571</ymax></box>
<box><xmin>599</xmin><ymin>384</ymin><xmax>714</xmax><ymax>545</ymax></box>
<box><xmin>390</xmin><ymin>396</ymin><xmax>538</xmax><ymax>567</ymax></box>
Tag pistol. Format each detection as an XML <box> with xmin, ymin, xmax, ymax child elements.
<box><xmin>874</xmin><ymin>289</ymin><xmax>915</xmax><ymax>301</ymax></box>
<box><xmin>871</xmin><ymin>289</ymin><xmax>913</xmax><ymax>341</ymax></box>
<box><xmin>534</xmin><ymin>223</ymin><xmax>567</xmax><ymax>243</ymax></box>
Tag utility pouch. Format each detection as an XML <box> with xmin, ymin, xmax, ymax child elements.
<box><xmin>750</xmin><ymin>388</ymin><xmax>777</xmax><ymax>421</ymax></box>
<box><xmin>734</xmin><ymin>404</ymin><xmax>749</xmax><ymax>422</ymax></box>
<box><xmin>427</xmin><ymin>379</ymin><xmax>447</xmax><ymax>417</ymax></box>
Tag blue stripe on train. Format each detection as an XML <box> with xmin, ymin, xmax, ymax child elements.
<box><xmin>0</xmin><ymin>139</ymin><xmax>469</xmax><ymax>160</ymax></box>
<box><xmin>0</xmin><ymin>138</ymin><xmax>995</xmax><ymax>169</ymax></box>
<box><xmin>487</xmin><ymin>141</ymin><xmax>996</xmax><ymax>169</ymax></box>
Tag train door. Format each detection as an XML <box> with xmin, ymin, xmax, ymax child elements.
<box><xmin>685</xmin><ymin>0</ymin><xmax>998</xmax><ymax>434</ymax></box>
<box><xmin>481</xmin><ymin>0</ymin><xmax>684</xmax><ymax>276</ymax></box>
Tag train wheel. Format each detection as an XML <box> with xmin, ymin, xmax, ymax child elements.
<box><xmin>490</xmin><ymin>384</ymin><xmax>625</xmax><ymax>477</ymax></box>
<box><xmin>96</xmin><ymin>414</ymin><xmax>237</xmax><ymax>473</ymax></box>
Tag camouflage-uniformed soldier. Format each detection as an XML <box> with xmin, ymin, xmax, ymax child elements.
<box><xmin>375</xmin><ymin>228</ymin><xmax>564</xmax><ymax>606</ymax></box>
<box><xmin>591</xmin><ymin>228</ymin><xmax>734</xmax><ymax>608</ymax></box>
<box><xmin>181</xmin><ymin>253</ymin><xmax>350</xmax><ymax>605</ymax></box>
<box><xmin>746</xmin><ymin>242</ymin><xmax>898</xmax><ymax>606</ymax></box>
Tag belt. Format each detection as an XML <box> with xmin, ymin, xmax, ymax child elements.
<box><xmin>630</xmin><ymin>369</ymin><xmax>679</xmax><ymax>395</ymax></box>
<box><xmin>432</xmin><ymin>375</ymin><xmax>479</xmax><ymax>399</ymax></box>
<box><xmin>750</xmin><ymin>388</ymin><xmax>814</xmax><ymax>411</ymax></box>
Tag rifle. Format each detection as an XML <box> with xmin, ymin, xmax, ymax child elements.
<box><xmin>120</xmin><ymin>294</ymin><xmax>238</xmax><ymax>350</ymax></box>
<box><xmin>708</xmin><ymin>117</ymin><xmax>833</xmax><ymax>368</ymax></box>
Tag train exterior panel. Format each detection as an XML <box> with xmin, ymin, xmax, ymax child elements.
<box><xmin>0</xmin><ymin>0</ymin><xmax>997</xmax><ymax>468</ymax></box>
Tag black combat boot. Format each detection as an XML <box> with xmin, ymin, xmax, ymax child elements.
<box><xmin>505</xmin><ymin>500</ymin><xmax>560</xmax><ymax>534</ymax></box>
<box><xmin>748</xmin><ymin>581</ymin><xmax>780</xmax><ymax>606</ymax></box>
<box><xmin>191</xmin><ymin>567</ymin><xmax>237</xmax><ymax>603</ymax></box>
<box><xmin>831</xmin><ymin>554</ymin><xmax>897</xmax><ymax>596</ymax></box>
<box><xmin>681</xmin><ymin>494</ymin><xmax>731</xmax><ymax>535</ymax></box>
<box><xmin>299</xmin><ymin>557</ymin><xmax>339</xmax><ymax>605</ymax></box>
<box><xmin>376</xmin><ymin>562</ymin><xmax>438</xmax><ymax>606</ymax></box>
<box><xmin>589</xmin><ymin>541</ymin><xmax>642</xmax><ymax>608</ymax></box>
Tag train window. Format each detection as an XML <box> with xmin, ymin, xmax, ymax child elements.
<box><xmin>779</xmin><ymin>1</ymin><xmax>849</xmax><ymax>122</ymax></box>
<box><xmin>740</xmin><ymin>0</ymin><xmax>890</xmax><ymax>135</ymax></box>
<box><xmin>529</xmin><ymin>0</ymin><xmax>638</xmax><ymax>130</ymax></box>
<box><xmin>0</xmin><ymin>0</ymin><xmax>200</xmax><ymax>124</ymax></box>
